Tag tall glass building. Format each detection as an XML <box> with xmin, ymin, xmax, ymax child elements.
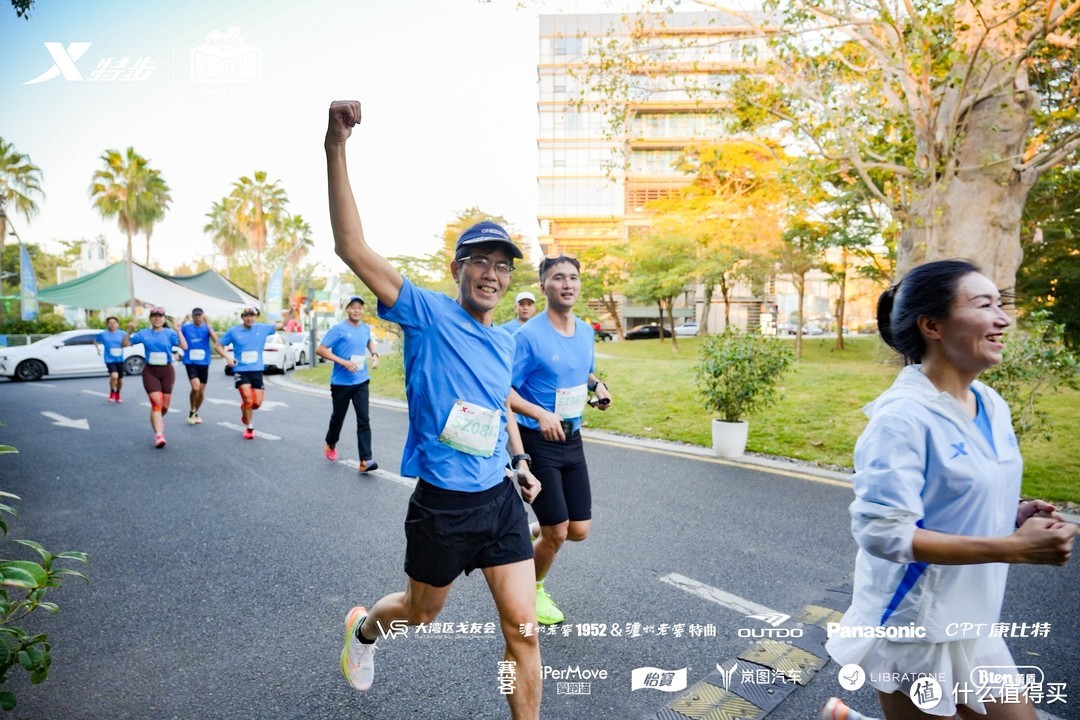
<box><xmin>537</xmin><ymin>11</ymin><xmax>764</xmax><ymax>258</ymax></box>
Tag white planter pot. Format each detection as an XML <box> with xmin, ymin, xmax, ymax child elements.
<box><xmin>711</xmin><ymin>419</ymin><xmax>748</xmax><ymax>457</ymax></box>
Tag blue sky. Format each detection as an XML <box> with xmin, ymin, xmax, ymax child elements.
<box><xmin>1</xmin><ymin>0</ymin><xmax>630</xmax><ymax>278</ymax></box>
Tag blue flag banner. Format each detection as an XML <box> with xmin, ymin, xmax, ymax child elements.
<box><xmin>19</xmin><ymin>245</ymin><xmax>38</xmax><ymax>321</ymax></box>
<box><xmin>265</xmin><ymin>265</ymin><xmax>283</xmax><ymax>320</ymax></box>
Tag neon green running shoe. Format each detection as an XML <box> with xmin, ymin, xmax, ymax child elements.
<box><xmin>341</xmin><ymin>606</ymin><xmax>376</xmax><ymax>691</ymax></box>
<box><xmin>535</xmin><ymin>585</ymin><xmax>564</xmax><ymax>625</ymax></box>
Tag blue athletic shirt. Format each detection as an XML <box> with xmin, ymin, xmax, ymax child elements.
<box><xmin>128</xmin><ymin>327</ymin><xmax>180</xmax><ymax>366</ymax></box>
<box><xmin>512</xmin><ymin>313</ymin><xmax>596</xmax><ymax>434</ymax></box>
<box><xmin>320</xmin><ymin>320</ymin><xmax>373</xmax><ymax>386</ymax></box>
<box><xmin>973</xmin><ymin>388</ymin><xmax>997</xmax><ymax>454</ymax></box>
<box><xmin>499</xmin><ymin>319</ymin><xmax>527</xmax><ymax>334</ymax></box>
<box><xmin>378</xmin><ymin>276</ymin><xmax>515</xmax><ymax>492</ymax></box>
<box><xmin>181</xmin><ymin>323</ymin><xmax>213</xmax><ymax>366</ymax></box>
<box><xmin>219</xmin><ymin>323</ymin><xmax>277</xmax><ymax>373</ymax></box>
<box><xmin>95</xmin><ymin>329</ymin><xmax>127</xmax><ymax>365</ymax></box>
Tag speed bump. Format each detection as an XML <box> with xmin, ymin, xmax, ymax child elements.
<box><xmin>666</xmin><ymin>681</ymin><xmax>764</xmax><ymax>720</ymax></box>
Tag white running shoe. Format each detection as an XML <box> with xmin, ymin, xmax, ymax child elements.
<box><xmin>340</xmin><ymin>606</ymin><xmax>376</xmax><ymax>692</ymax></box>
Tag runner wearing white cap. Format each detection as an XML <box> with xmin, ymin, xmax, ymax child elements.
<box><xmin>500</xmin><ymin>290</ymin><xmax>538</xmax><ymax>334</ymax></box>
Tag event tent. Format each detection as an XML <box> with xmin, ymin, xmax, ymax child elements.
<box><xmin>37</xmin><ymin>261</ymin><xmax>259</xmax><ymax>316</ymax></box>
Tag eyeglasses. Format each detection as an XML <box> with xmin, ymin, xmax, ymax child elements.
<box><xmin>459</xmin><ymin>256</ymin><xmax>514</xmax><ymax>277</ymax></box>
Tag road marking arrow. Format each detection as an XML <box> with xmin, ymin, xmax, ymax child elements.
<box><xmin>204</xmin><ymin>398</ymin><xmax>288</xmax><ymax>411</ymax></box>
<box><xmin>660</xmin><ymin>573</ymin><xmax>780</xmax><ymax>617</ymax></box>
<box><xmin>41</xmin><ymin>411</ymin><xmax>90</xmax><ymax>430</ymax></box>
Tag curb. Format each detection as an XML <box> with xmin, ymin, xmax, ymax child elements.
<box><xmin>268</xmin><ymin>375</ymin><xmax>1080</xmax><ymax>523</ymax></box>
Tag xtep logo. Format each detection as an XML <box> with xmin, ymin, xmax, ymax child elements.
<box><xmin>950</xmin><ymin>441</ymin><xmax>969</xmax><ymax>459</ymax></box>
<box><xmin>25</xmin><ymin>42</ymin><xmax>92</xmax><ymax>84</ymax></box>
<box><xmin>747</xmin><ymin>612</ymin><xmax>790</xmax><ymax>627</ymax></box>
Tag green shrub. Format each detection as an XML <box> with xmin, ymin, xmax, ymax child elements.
<box><xmin>983</xmin><ymin>309</ymin><xmax>1080</xmax><ymax>442</ymax></box>
<box><xmin>695</xmin><ymin>330</ymin><xmax>795</xmax><ymax>422</ymax></box>
<box><xmin>0</xmin><ymin>446</ymin><xmax>88</xmax><ymax>711</ymax></box>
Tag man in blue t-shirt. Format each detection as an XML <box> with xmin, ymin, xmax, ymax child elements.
<box><xmin>510</xmin><ymin>254</ymin><xmax>613</xmax><ymax>626</ymax></box>
<box><xmin>499</xmin><ymin>290</ymin><xmax>537</xmax><ymax>334</ymax></box>
<box><xmin>326</xmin><ymin>100</ymin><xmax>542</xmax><ymax>717</ymax></box>
<box><xmin>213</xmin><ymin>307</ymin><xmax>284</xmax><ymax>440</ymax></box>
<box><xmin>180</xmin><ymin>307</ymin><xmax>220</xmax><ymax>426</ymax></box>
<box><xmin>317</xmin><ymin>295</ymin><xmax>380</xmax><ymax>471</ymax></box>
<box><xmin>93</xmin><ymin>315</ymin><xmax>129</xmax><ymax>403</ymax></box>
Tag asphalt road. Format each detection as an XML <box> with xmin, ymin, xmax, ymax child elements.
<box><xmin>0</xmin><ymin>366</ymin><xmax>1076</xmax><ymax>720</ymax></box>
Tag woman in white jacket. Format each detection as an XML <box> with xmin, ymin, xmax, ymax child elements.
<box><xmin>825</xmin><ymin>260</ymin><xmax>1076</xmax><ymax>719</ymax></box>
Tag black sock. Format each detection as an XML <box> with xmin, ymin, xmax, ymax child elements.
<box><xmin>356</xmin><ymin>617</ymin><xmax>376</xmax><ymax>644</ymax></box>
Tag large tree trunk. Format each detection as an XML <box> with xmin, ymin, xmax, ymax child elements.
<box><xmin>602</xmin><ymin>294</ymin><xmax>624</xmax><ymax>340</ymax></box>
<box><xmin>897</xmin><ymin>80</ymin><xmax>1038</xmax><ymax>292</ymax></box>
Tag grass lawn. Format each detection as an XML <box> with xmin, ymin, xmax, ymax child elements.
<box><xmin>294</xmin><ymin>336</ymin><xmax>1080</xmax><ymax>504</ymax></box>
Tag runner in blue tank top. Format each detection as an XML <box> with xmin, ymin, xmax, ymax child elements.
<box><xmin>326</xmin><ymin>100</ymin><xmax>543</xmax><ymax>717</ymax></box>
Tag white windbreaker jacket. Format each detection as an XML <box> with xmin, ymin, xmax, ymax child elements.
<box><xmin>839</xmin><ymin>365</ymin><xmax>1022</xmax><ymax>643</ymax></box>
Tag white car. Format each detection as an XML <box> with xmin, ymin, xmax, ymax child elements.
<box><xmin>0</xmin><ymin>330</ymin><xmax>145</xmax><ymax>382</ymax></box>
<box><xmin>281</xmin><ymin>331</ymin><xmax>326</xmax><ymax>366</ymax></box>
<box><xmin>674</xmin><ymin>322</ymin><xmax>700</xmax><ymax>337</ymax></box>
<box><xmin>222</xmin><ymin>332</ymin><xmax>297</xmax><ymax>375</ymax></box>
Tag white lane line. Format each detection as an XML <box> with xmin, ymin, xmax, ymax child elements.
<box><xmin>216</xmin><ymin>421</ymin><xmax>281</xmax><ymax>441</ymax></box>
<box><xmin>82</xmin><ymin>390</ymin><xmax>111</xmax><ymax>398</ymax></box>
<box><xmin>339</xmin><ymin>459</ymin><xmax>416</xmax><ymax>489</ymax></box>
<box><xmin>660</xmin><ymin>573</ymin><xmax>782</xmax><ymax>617</ymax></box>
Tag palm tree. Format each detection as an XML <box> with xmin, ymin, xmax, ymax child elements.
<box><xmin>228</xmin><ymin>170</ymin><xmax>287</xmax><ymax>303</ymax></box>
<box><xmin>89</xmin><ymin>147</ymin><xmax>169</xmax><ymax>308</ymax></box>
<box><xmin>137</xmin><ymin>168</ymin><xmax>171</xmax><ymax>266</ymax></box>
<box><xmin>0</xmin><ymin>138</ymin><xmax>45</xmax><ymax>310</ymax></box>
<box><xmin>275</xmin><ymin>213</ymin><xmax>314</xmax><ymax>302</ymax></box>
<box><xmin>203</xmin><ymin>198</ymin><xmax>245</xmax><ymax>279</ymax></box>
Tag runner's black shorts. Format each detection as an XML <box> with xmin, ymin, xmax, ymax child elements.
<box><xmin>519</xmin><ymin>423</ymin><xmax>592</xmax><ymax>526</ymax></box>
<box><xmin>184</xmin><ymin>364</ymin><xmax>209</xmax><ymax>384</ymax></box>
<box><xmin>141</xmin><ymin>364</ymin><xmax>176</xmax><ymax>395</ymax></box>
<box><xmin>105</xmin><ymin>362</ymin><xmax>125</xmax><ymax>376</ymax></box>
<box><xmin>234</xmin><ymin>370</ymin><xmax>264</xmax><ymax>389</ymax></box>
<box><xmin>404</xmin><ymin>477</ymin><xmax>533</xmax><ymax>588</ymax></box>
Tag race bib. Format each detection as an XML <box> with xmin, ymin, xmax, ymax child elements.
<box><xmin>240</xmin><ymin>350</ymin><xmax>258</xmax><ymax>364</ymax></box>
<box><xmin>148</xmin><ymin>351</ymin><xmax>169</xmax><ymax>366</ymax></box>
<box><xmin>555</xmin><ymin>383</ymin><xmax>588</xmax><ymax>419</ymax></box>
<box><xmin>109</xmin><ymin>347</ymin><xmax>122</xmax><ymax>358</ymax></box>
<box><xmin>350</xmin><ymin>354</ymin><xmax>366</xmax><ymax>371</ymax></box>
<box><xmin>438</xmin><ymin>400</ymin><xmax>501</xmax><ymax>457</ymax></box>
<box><xmin>189</xmin><ymin>349</ymin><xmax>206</xmax><ymax>361</ymax></box>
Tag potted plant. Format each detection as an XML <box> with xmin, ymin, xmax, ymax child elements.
<box><xmin>695</xmin><ymin>330</ymin><xmax>794</xmax><ymax>456</ymax></box>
